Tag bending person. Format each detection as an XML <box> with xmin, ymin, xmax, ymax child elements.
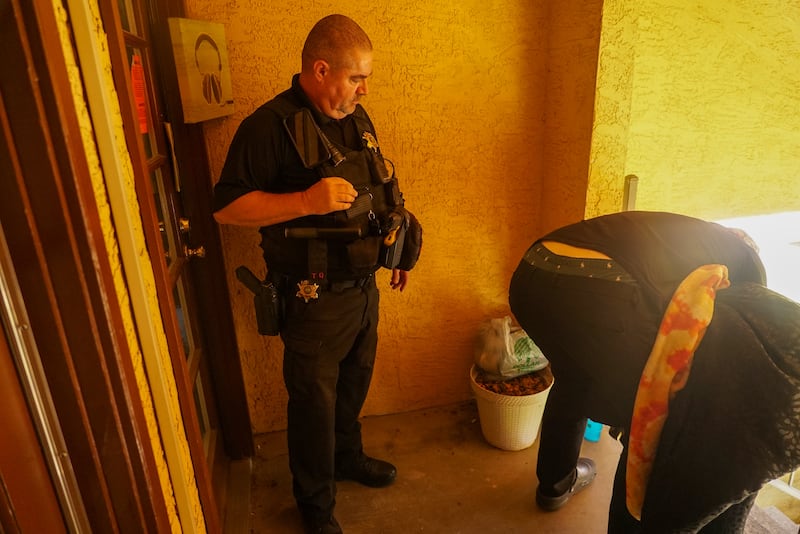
<box><xmin>509</xmin><ymin>210</ymin><xmax>800</xmax><ymax>532</ymax></box>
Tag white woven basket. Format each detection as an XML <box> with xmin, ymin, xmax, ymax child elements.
<box><xmin>469</xmin><ymin>364</ymin><xmax>554</xmax><ymax>451</ymax></box>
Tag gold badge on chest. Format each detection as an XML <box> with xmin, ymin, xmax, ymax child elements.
<box><xmin>296</xmin><ymin>280</ymin><xmax>320</xmax><ymax>302</ymax></box>
<box><xmin>362</xmin><ymin>131</ymin><xmax>379</xmax><ymax>153</ymax></box>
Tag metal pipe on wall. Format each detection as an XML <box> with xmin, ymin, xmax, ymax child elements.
<box><xmin>623</xmin><ymin>174</ymin><xmax>638</xmax><ymax>211</ymax></box>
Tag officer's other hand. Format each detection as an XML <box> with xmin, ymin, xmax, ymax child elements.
<box><xmin>302</xmin><ymin>177</ymin><xmax>357</xmax><ymax>214</ymax></box>
<box><xmin>390</xmin><ymin>268</ymin><xmax>408</xmax><ymax>292</ymax></box>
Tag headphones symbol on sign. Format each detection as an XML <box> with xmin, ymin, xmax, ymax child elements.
<box><xmin>194</xmin><ymin>33</ymin><xmax>223</xmax><ymax>105</ymax></box>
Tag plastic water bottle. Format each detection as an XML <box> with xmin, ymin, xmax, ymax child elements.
<box><xmin>584</xmin><ymin>419</ymin><xmax>603</xmax><ymax>442</ymax></box>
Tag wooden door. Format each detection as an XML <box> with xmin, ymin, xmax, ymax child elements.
<box><xmin>97</xmin><ymin>0</ymin><xmax>253</xmax><ymax>528</ymax></box>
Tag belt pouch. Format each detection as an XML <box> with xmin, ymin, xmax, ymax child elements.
<box><xmin>345</xmin><ymin>189</ymin><xmax>374</xmax><ymax>219</ymax></box>
<box><xmin>347</xmin><ymin>236</ymin><xmax>381</xmax><ymax>269</ymax></box>
<box><xmin>384</xmin><ymin>178</ymin><xmax>402</xmax><ymax>206</ymax></box>
<box><xmin>380</xmin><ymin>223</ymin><xmax>407</xmax><ymax>269</ymax></box>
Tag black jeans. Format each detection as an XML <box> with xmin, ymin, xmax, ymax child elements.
<box><xmin>509</xmin><ymin>248</ymin><xmax>658</xmax><ymax>530</ymax></box>
<box><xmin>280</xmin><ymin>277</ymin><xmax>380</xmax><ymax>518</ymax></box>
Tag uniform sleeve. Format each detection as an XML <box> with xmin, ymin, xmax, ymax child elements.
<box><xmin>212</xmin><ymin>107</ymin><xmax>285</xmax><ymax>212</ymax></box>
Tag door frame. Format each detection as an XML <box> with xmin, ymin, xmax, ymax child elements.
<box><xmin>0</xmin><ymin>225</ymin><xmax>72</xmax><ymax>534</ymax></box>
<box><xmin>1</xmin><ymin>0</ymin><xmax>252</xmax><ymax>529</ymax></box>
<box><xmin>1</xmin><ymin>0</ymin><xmax>170</xmax><ymax>530</ymax></box>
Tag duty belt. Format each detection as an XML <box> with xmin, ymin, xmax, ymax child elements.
<box><xmin>523</xmin><ymin>242</ymin><xmax>635</xmax><ymax>283</ymax></box>
<box><xmin>274</xmin><ymin>273</ymin><xmax>375</xmax><ymax>303</ymax></box>
<box><xmin>326</xmin><ymin>275</ymin><xmax>374</xmax><ymax>291</ymax></box>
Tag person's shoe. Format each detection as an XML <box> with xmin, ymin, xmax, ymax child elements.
<box><xmin>301</xmin><ymin>512</ymin><xmax>342</xmax><ymax>534</ymax></box>
<box><xmin>536</xmin><ymin>457</ymin><xmax>597</xmax><ymax>512</ymax></box>
<box><xmin>335</xmin><ymin>453</ymin><xmax>397</xmax><ymax>488</ymax></box>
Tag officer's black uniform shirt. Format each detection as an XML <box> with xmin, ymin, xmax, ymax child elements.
<box><xmin>214</xmin><ymin>74</ymin><xmax>371</xmax><ymax>208</ymax></box>
<box><xmin>213</xmin><ymin>75</ymin><xmax>380</xmax><ymax>279</ymax></box>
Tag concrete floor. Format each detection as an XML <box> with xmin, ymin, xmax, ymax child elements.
<box><xmin>246</xmin><ymin>401</ymin><xmax>800</xmax><ymax>533</ymax></box>
<box><xmin>248</xmin><ymin>401</ymin><xmax>621</xmax><ymax>533</ymax></box>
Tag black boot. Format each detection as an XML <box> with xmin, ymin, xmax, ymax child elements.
<box><xmin>335</xmin><ymin>453</ymin><xmax>397</xmax><ymax>488</ymax></box>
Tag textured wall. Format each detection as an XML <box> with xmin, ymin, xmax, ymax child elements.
<box><xmin>539</xmin><ymin>1</ymin><xmax>604</xmax><ymax>234</ymax></box>
<box><xmin>588</xmin><ymin>0</ymin><xmax>800</xmax><ymax>219</ymax></box>
<box><xmin>186</xmin><ymin>1</ymin><xmax>601</xmax><ymax>433</ymax></box>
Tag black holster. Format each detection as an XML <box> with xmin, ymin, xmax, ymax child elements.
<box><xmin>236</xmin><ymin>266</ymin><xmax>281</xmax><ymax>336</ymax></box>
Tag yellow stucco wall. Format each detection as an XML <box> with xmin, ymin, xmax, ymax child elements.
<box><xmin>539</xmin><ymin>1</ymin><xmax>604</xmax><ymax>234</ymax></box>
<box><xmin>189</xmin><ymin>0</ymin><xmax>799</xmax><ymax>435</ymax></box>
<box><xmin>588</xmin><ymin>0</ymin><xmax>800</xmax><ymax>219</ymax></box>
<box><xmin>187</xmin><ymin>1</ymin><xmax>601</xmax><ymax>433</ymax></box>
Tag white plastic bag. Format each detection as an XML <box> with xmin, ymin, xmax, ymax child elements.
<box><xmin>474</xmin><ymin>316</ymin><xmax>549</xmax><ymax>380</ymax></box>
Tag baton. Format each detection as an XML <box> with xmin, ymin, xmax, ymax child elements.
<box><xmin>284</xmin><ymin>228</ymin><xmax>362</xmax><ymax>239</ymax></box>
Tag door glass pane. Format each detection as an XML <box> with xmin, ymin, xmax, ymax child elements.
<box><xmin>173</xmin><ymin>279</ymin><xmax>194</xmax><ymax>360</ymax></box>
<box><xmin>125</xmin><ymin>46</ymin><xmax>154</xmax><ymax>158</ymax></box>
<box><xmin>151</xmin><ymin>168</ymin><xmax>175</xmax><ymax>265</ymax></box>
<box><xmin>117</xmin><ymin>0</ymin><xmax>137</xmax><ymax>33</ymax></box>
<box><xmin>193</xmin><ymin>373</ymin><xmax>210</xmax><ymax>453</ymax></box>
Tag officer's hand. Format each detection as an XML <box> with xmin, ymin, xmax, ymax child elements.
<box><xmin>302</xmin><ymin>177</ymin><xmax>357</xmax><ymax>214</ymax></box>
<box><xmin>390</xmin><ymin>269</ymin><xmax>408</xmax><ymax>292</ymax></box>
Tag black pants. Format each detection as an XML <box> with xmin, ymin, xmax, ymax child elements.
<box><xmin>509</xmin><ymin>244</ymin><xmax>757</xmax><ymax>532</ymax></box>
<box><xmin>280</xmin><ymin>277</ymin><xmax>379</xmax><ymax>518</ymax></box>
<box><xmin>510</xmin><ymin>246</ymin><xmax>655</xmax><ymax>530</ymax></box>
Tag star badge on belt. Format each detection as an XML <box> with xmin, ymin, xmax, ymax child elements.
<box><xmin>296</xmin><ymin>280</ymin><xmax>319</xmax><ymax>302</ymax></box>
<box><xmin>361</xmin><ymin>132</ymin><xmax>379</xmax><ymax>153</ymax></box>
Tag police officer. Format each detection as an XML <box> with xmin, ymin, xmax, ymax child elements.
<box><xmin>213</xmin><ymin>14</ymin><xmax>420</xmax><ymax>534</ymax></box>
